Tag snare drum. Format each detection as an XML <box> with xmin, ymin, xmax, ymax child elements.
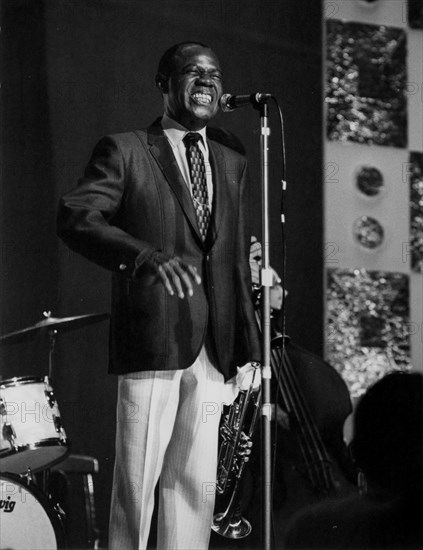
<box><xmin>0</xmin><ymin>472</ymin><xmax>65</xmax><ymax>549</ymax></box>
<box><xmin>0</xmin><ymin>377</ymin><xmax>69</xmax><ymax>474</ymax></box>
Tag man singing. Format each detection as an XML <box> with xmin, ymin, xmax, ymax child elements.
<box><xmin>57</xmin><ymin>41</ymin><xmax>261</xmax><ymax>550</ymax></box>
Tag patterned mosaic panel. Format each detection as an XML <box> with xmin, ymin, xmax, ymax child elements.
<box><xmin>326</xmin><ymin>268</ymin><xmax>411</xmax><ymax>398</ymax></box>
<box><xmin>410</xmin><ymin>152</ymin><xmax>423</xmax><ymax>273</ymax></box>
<box><xmin>326</xmin><ymin>20</ymin><xmax>407</xmax><ymax>147</ymax></box>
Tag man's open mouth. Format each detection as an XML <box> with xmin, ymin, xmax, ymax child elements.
<box><xmin>191</xmin><ymin>92</ymin><xmax>213</xmax><ymax>106</ymax></box>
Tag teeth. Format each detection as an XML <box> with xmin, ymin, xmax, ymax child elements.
<box><xmin>192</xmin><ymin>93</ymin><xmax>212</xmax><ymax>105</ymax></box>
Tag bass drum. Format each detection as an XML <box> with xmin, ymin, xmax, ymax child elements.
<box><xmin>0</xmin><ymin>473</ymin><xmax>66</xmax><ymax>549</ymax></box>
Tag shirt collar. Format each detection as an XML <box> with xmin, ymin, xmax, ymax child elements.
<box><xmin>161</xmin><ymin>114</ymin><xmax>207</xmax><ymax>149</ymax></box>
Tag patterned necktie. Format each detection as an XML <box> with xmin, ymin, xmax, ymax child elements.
<box><xmin>183</xmin><ymin>132</ymin><xmax>210</xmax><ymax>241</ymax></box>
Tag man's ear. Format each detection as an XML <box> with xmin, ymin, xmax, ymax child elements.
<box><xmin>155</xmin><ymin>73</ymin><xmax>169</xmax><ymax>93</ymax></box>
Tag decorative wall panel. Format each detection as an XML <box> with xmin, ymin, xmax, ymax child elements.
<box><xmin>327</xmin><ymin>268</ymin><xmax>410</xmax><ymax>397</ymax></box>
<box><xmin>325</xmin><ymin>1</ymin><xmax>422</xmax><ymax>396</ymax></box>
<box><xmin>326</xmin><ymin>20</ymin><xmax>407</xmax><ymax>147</ymax></box>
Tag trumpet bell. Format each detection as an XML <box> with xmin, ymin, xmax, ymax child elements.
<box><xmin>211</xmin><ymin>511</ymin><xmax>252</xmax><ymax>539</ymax></box>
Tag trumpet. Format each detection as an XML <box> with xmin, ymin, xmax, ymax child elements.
<box><xmin>212</xmin><ymin>363</ymin><xmax>261</xmax><ymax>539</ymax></box>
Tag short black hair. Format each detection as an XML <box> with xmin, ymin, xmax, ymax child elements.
<box><xmin>156</xmin><ymin>41</ymin><xmax>210</xmax><ymax>87</ymax></box>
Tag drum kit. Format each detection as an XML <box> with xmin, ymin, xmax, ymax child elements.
<box><xmin>0</xmin><ymin>311</ymin><xmax>109</xmax><ymax>550</ymax></box>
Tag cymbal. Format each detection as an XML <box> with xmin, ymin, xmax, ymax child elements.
<box><xmin>0</xmin><ymin>312</ymin><xmax>110</xmax><ymax>345</ymax></box>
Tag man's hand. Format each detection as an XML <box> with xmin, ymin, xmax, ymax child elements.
<box><xmin>147</xmin><ymin>251</ymin><xmax>201</xmax><ymax>298</ymax></box>
<box><xmin>249</xmin><ymin>236</ymin><xmax>281</xmax><ymax>288</ymax></box>
<box><xmin>223</xmin><ymin>361</ymin><xmax>261</xmax><ymax>405</ymax></box>
<box><xmin>236</xmin><ymin>362</ymin><xmax>261</xmax><ymax>391</ymax></box>
<box><xmin>249</xmin><ymin>238</ymin><xmax>262</xmax><ymax>286</ymax></box>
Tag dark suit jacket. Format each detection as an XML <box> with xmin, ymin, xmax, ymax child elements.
<box><xmin>57</xmin><ymin>119</ymin><xmax>261</xmax><ymax>379</ymax></box>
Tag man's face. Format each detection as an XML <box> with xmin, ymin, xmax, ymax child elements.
<box><xmin>163</xmin><ymin>45</ymin><xmax>223</xmax><ymax>130</ymax></box>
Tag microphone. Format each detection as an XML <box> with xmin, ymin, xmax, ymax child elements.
<box><xmin>219</xmin><ymin>92</ymin><xmax>273</xmax><ymax>112</ymax></box>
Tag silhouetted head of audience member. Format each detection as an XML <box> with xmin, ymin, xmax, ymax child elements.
<box><xmin>350</xmin><ymin>370</ymin><xmax>423</xmax><ymax>499</ymax></box>
<box><xmin>283</xmin><ymin>370</ymin><xmax>423</xmax><ymax>550</ymax></box>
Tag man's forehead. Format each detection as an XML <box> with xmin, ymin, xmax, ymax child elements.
<box><xmin>173</xmin><ymin>45</ymin><xmax>220</xmax><ymax>70</ymax></box>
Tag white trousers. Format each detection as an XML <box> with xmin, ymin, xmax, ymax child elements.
<box><xmin>108</xmin><ymin>348</ymin><xmax>230</xmax><ymax>550</ymax></box>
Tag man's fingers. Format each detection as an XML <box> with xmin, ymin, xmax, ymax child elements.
<box><xmin>236</xmin><ymin>363</ymin><xmax>261</xmax><ymax>391</ymax></box>
<box><xmin>175</xmin><ymin>259</ymin><xmax>201</xmax><ymax>291</ymax></box>
<box><xmin>153</xmin><ymin>255</ymin><xmax>201</xmax><ymax>298</ymax></box>
<box><xmin>250</xmin><ymin>262</ymin><xmax>260</xmax><ymax>286</ymax></box>
<box><xmin>271</xmin><ymin>267</ymin><xmax>281</xmax><ymax>284</ymax></box>
<box><xmin>187</xmin><ymin>265</ymin><xmax>202</xmax><ymax>285</ymax></box>
<box><xmin>159</xmin><ymin>259</ymin><xmax>201</xmax><ymax>299</ymax></box>
<box><xmin>172</xmin><ymin>261</ymin><xmax>194</xmax><ymax>297</ymax></box>
<box><xmin>157</xmin><ymin>265</ymin><xmax>175</xmax><ymax>296</ymax></box>
<box><xmin>250</xmin><ymin>242</ymin><xmax>262</xmax><ymax>261</ymax></box>
<box><xmin>163</xmin><ymin>261</ymin><xmax>185</xmax><ymax>298</ymax></box>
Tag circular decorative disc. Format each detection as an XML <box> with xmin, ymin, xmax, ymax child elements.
<box><xmin>353</xmin><ymin>216</ymin><xmax>385</xmax><ymax>248</ymax></box>
<box><xmin>356</xmin><ymin>166</ymin><xmax>384</xmax><ymax>197</ymax></box>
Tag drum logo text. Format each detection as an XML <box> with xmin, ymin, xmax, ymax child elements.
<box><xmin>0</xmin><ymin>496</ymin><xmax>16</xmax><ymax>512</ymax></box>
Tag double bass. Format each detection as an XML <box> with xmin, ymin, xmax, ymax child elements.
<box><xmin>210</xmin><ymin>246</ymin><xmax>357</xmax><ymax>550</ymax></box>
<box><xmin>243</xmin><ymin>292</ymin><xmax>357</xmax><ymax>548</ymax></box>
<box><xmin>241</xmin><ymin>241</ymin><xmax>357</xmax><ymax>547</ymax></box>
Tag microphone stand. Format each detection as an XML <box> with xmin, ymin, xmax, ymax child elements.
<box><xmin>255</xmin><ymin>98</ymin><xmax>273</xmax><ymax>550</ymax></box>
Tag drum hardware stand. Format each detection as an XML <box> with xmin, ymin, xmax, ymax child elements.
<box><xmin>2</xmin><ymin>422</ymin><xmax>16</xmax><ymax>449</ymax></box>
<box><xmin>39</xmin><ymin>467</ymin><xmax>52</xmax><ymax>495</ymax></box>
<box><xmin>41</xmin><ymin>313</ymin><xmax>65</xmax><ymax>498</ymax></box>
<box><xmin>24</xmin><ymin>467</ymin><xmax>33</xmax><ymax>485</ymax></box>
<box><xmin>42</xmin><ymin>311</ymin><xmax>58</xmax><ymax>380</ymax></box>
<box><xmin>22</xmin><ymin>466</ymin><xmax>51</xmax><ymax>497</ymax></box>
<box><xmin>48</xmin><ymin>330</ymin><xmax>58</xmax><ymax>380</ymax></box>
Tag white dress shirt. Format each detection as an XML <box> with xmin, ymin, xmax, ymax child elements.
<box><xmin>161</xmin><ymin>114</ymin><xmax>213</xmax><ymax>211</ymax></box>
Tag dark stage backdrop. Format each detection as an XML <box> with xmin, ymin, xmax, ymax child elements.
<box><xmin>1</xmin><ymin>0</ymin><xmax>323</xmax><ymax>544</ymax></box>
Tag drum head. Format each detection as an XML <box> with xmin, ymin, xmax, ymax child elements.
<box><xmin>0</xmin><ymin>376</ymin><xmax>69</xmax><ymax>474</ymax></box>
<box><xmin>0</xmin><ymin>473</ymin><xmax>65</xmax><ymax>549</ymax></box>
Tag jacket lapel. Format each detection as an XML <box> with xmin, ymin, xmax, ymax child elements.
<box><xmin>147</xmin><ymin>121</ymin><xmax>203</xmax><ymax>243</ymax></box>
<box><xmin>207</xmin><ymin>140</ymin><xmax>228</xmax><ymax>248</ymax></box>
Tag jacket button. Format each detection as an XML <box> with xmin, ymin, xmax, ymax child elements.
<box><xmin>119</xmin><ymin>263</ymin><xmax>127</xmax><ymax>271</ymax></box>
